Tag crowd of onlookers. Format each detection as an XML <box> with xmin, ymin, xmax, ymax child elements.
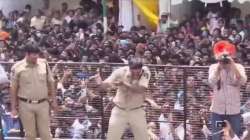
<box><xmin>1</xmin><ymin>0</ymin><xmax>250</xmax><ymax>139</ymax></box>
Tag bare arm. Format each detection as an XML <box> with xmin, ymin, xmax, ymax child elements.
<box><xmin>10</xmin><ymin>67</ymin><xmax>19</xmax><ymax>116</ymax></box>
<box><xmin>10</xmin><ymin>82</ymin><xmax>18</xmax><ymax>111</ymax></box>
<box><xmin>59</xmin><ymin>69</ymin><xmax>72</xmax><ymax>84</ymax></box>
<box><xmin>46</xmin><ymin>62</ymin><xmax>58</xmax><ymax>111</ymax></box>
<box><xmin>145</xmin><ymin>97</ymin><xmax>161</xmax><ymax>110</ymax></box>
<box><xmin>46</xmin><ymin>63</ymin><xmax>56</xmax><ymax>101</ymax></box>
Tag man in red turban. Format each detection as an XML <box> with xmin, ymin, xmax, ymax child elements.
<box><xmin>208</xmin><ymin>40</ymin><xmax>247</xmax><ymax>140</ymax></box>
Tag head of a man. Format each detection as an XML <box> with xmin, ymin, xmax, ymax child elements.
<box><xmin>36</xmin><ymin>9</ymin><xmax>43</xmax><ymax>18</ymax></box>
<box><xmin>61</xmin><ymin>2</ymin><xmax>68</xmax><ymax>12</ymax></box>
<box><xmin>213</xmin><ymin>40</ymin><xmax>236</xmax><ymax>67</ymax></box>
<box><xmin>25</xmin><ymin>42</ymin><xmax>40</xmax><ymax>64</ymax></box>
<box><xmin>25</xmin><ymin>4</ymin><xmax>32</xmax><ymax>13</ymax></box>
<box><xmin>160</xmin><ymin>12</ymin><xmax>169</xmax><ymax>23</ymax></box>
<box><xmin>128</xmin><ymin>57</ymin><xmax>143</xmax><ymax>79</ymax></box>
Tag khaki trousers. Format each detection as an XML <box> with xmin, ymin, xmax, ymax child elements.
<box><xmin>107</xmin><ymin>107</ymin><xmax>149</xmax><ymax>140</ymax></box>
<box><xmin>18</xmin><ymin>101</ymin><xmax>52</xmax><ymax>140</ymax></box>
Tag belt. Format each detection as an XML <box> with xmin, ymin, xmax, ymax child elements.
<box><xmin>114</xmin><ymin>103</ymin><xmax>144</xmax><ymax>111</ymax></box>
<box><xmin>18</xmin><ymin>97</ymin><xmax>48</xmax><ymax>104</ymax></box>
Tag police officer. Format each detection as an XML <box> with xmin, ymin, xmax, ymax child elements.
<box><xmin>95</xmin><ymin>57</ymin><xmax>151</xmax><ymax>140</ymax></box>
<box><xmin>10</xmin><ymin>42</ymin><xmax>57</xmax><ymax>140</ymax></box>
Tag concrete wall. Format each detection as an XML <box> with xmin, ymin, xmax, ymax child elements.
<box><xmin>0</xmin><ymin>0</ymin><xmax>85</xmax><ymax>15</ymax></box>
<box><xmin>170</xmin><ymin>1</ymin><xmax>192</xmax><ymax>20</ymax></box>
<box><xmin>49</xmin><ymin>0</ymin><xmax>81</xmax><ymax>10</ymax></box>
<box><xmin>231</xmin><ymin>1</ymin><xmax>250</xmax><ymax>18</ymax></box>
<box><xmin>159</xmin><ymin>0</ymin><xmax>192</xmax><ymax>21</ymax></box>
<box><xmin>0</xmin><ymin>0</ymin><xmax>44</xmax><ymax>15</ymax></box>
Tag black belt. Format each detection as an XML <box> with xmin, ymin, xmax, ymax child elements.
<box><xmin>114</xmin><ymin>103</ymin><xmax>144</xmax><ymax>111</ymax></box>
<box><xmin>18</xmin><ymin>97</ymin><xmax>48</xmax><ymax>104</ymax></box>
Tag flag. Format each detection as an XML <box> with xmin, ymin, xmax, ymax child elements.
<box><xmin>133</xmin><ymin>0</ymin><xmax>159</xmax><ymax>30</ymax></box>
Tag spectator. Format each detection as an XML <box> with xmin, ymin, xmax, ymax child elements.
<box><xmin>51</xmin><ymin>11</ymin><xmax>63</xmax><ymax>26</ymax></box>
<box><xmin>0</xmin><ymin>10</ymin><xmax>5</xmax><ymax>29</ymax></box>
<box><xmin>30</xmin><ymin>10</ymin><xmax>46</xmax><ymax>30</ymax></box>
<box><xmin>158</xmin><ymin>102</ymin><xmax>174</xmax><ymax>140</ymax></box>
<box><xmin>157</xmin><ymin>12</ymin><xmax>178</xmax><ymax>33</ymax></box>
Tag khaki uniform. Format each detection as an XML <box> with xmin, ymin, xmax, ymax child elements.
<box><xmin>104</xmin><ymin>66</ymin><xmax>151</xmax><ymax>140</ymax></box>
<box><xmin>10</xmin><ymin>58</ymin><xmax>54</xmax><ymax>140</ymax></box>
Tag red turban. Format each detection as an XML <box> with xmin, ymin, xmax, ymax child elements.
<box><xmin>213</xmin><ymin>40</ymin><xmax>236</xmax><ymax>58</ymax></box>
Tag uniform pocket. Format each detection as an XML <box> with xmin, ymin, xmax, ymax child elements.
<box><xmin>20</xmin><ymin>71</ymin><xmax>32</xmax><ymax>84</ymax></box>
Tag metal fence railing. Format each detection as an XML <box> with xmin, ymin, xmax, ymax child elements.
<box><xmin>0</xmin><ymin>62</ymin><xmax>250</xmax><ymax>140</ymax></box>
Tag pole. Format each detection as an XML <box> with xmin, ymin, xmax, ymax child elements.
<box><xmin>183</xmin><ymin>67</ymin><xmax>187</xmax><ymax>140</ymax></box>
<box><xmin>99</xmin><ymin>65</ymin><xmax>105</xmax><ymax>139</ymax></box>
<box><xmin>0</xmin><ymin>95</ymin><xmax>4</xmax><ymax>140</ymax></box>
<box><xmin>168</xmin><ymin>0</ymin><xmax>171</xmax><ymax>28</ymax></box>
<box><xmin>102</xmin><ymin>0</ymin><xmax>108</xmax><ymax>34</ymax></box>
<box><xmin>0</xmin><ymin>115</ymin><xmax>4</xmax><ymax>140</ymax></box>
<box><xmin>19</xmin><ymin>118</ymin><xmax>24</xmax><ymax>137</ymax></box>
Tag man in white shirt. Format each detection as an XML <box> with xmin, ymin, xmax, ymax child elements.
<box><xmin>71</xmin><ymin>119</ymin><xmax>85</xmax><ymax>139</ymax></box>
<box><xmin>157</xmin><ymin>12</ymin><xmax>178</xmax><ymax>33</ymax></box>
<box><xmin>208</xmin><ymin>41</ymin><xmax>247</xmax><ymax>140</ymax></box>
<box><xmin>30</xmin><ymin>10</ymin><xmax>46</xmax><ymax>30</ymax></box>
<box><xmin>158</xmin><ymin>103</ymin><xmax>174</xmax><ymax>140</ymax></box>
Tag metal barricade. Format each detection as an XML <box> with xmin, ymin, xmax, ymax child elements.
<box><xmin>0</xmin><ymin>62</ymin><xmax>249</xmax><ymax>140</ymax></box>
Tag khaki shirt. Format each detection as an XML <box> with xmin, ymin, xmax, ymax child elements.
<box><xmin>10</xmin><ymin>58</ymin><xmax>54</xmax><ymax>100</ymax></box>
<box><xmin>208</xmin><ymin>63</ymin><xmax>247</xmax><ymax>115</ymax></box>
<box><xmin>104</xmin><ymin>66</ymin><xmax>151</xmax><ymax>109</ymax></box>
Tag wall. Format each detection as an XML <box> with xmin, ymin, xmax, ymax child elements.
<box><xmin>170</xmin><ymin>1</ymin><xmax>192</xmax><ymax>20</ymax></box>
<box><xmin>158</xmin><ymin>0</ymin><xmax>192</xmax><ymax>21</ymax></box>
<box><xmin>49</xmin><ymin>0</ymin><xmax>81</xmax><ymax>10</ymax></box>
<box><xmin>0</xmin><ymin>0</ymin><xmax>44</xmax><ymax>15</ymax></box>
<box><xmin>231</xmin><ymin>1</ymin><xmax>250</xmax><ymax>18</ymax></box>
<box><xmin>0</xmin><ymin>0</ymin><xmax>85</xmax><ymax>15</ymax></box>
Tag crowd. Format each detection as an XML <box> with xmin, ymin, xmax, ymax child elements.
<box><xmin>0</xmin><ymin>0</ymin><xmax>250</xmax><ymax>139</ymax></box>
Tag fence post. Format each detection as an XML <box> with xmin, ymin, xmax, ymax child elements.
<box><xmin>99</xmin><ymin>64</ymin><xmax>105</xmax><ymax>139</ymax></box>
<box><xmin>183</xmin><ymin>67</ymin><xmax>187</xmax><ymax>140</ymax></box>
<box><xmin>19</xmin><ymin>118</ymin><xmax>24</xmax><ymax>137</ymax></box>
<box><xmin>0</xmin><ymin>114</ymin><xmax>4</xmax><ymax>140</ymax></box>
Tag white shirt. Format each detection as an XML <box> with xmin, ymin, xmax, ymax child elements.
<box><xmin>72</xmin><ymin>119</ymin><xmax>85</xmax><ymax>138</ymax></box>
<box><xmin>232</xmin><ymin>135</ymin><xmax>240</xmax><ymax>140</ymax></box>
<box><xmin>208</xmin><ymin>63</ymin><xmax>247</xmax><ymax>115</ymax></box>
<box><xmin>239</xmin><ymin>30</ymin><xmax>246</xmax><ymax>41</ymax></box>
<box><xmin>51</xmin><ymin>18</ymin><xmax>63</xmax><ymax>25</ymax></box>
<box><xmin>30</xmin><ymin>16</ymin><xmax>46</xmax><ymax>30</ymax></box>
<box><xmin>0</xmin><ymin>64</ymin><xmax>8</xmax><ymax>84</ymax></box>
<box><xmin>158</xmin><ymin>113</ymin><xmax>174</xmax><ymax>140</ymax></box>
<box><xmin>64</xmin><ymin>16</ymin><xmax>73</xmax><ymax>24</ymax></box>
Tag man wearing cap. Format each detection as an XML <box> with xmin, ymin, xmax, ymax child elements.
<box><xmin>10</xmin><ymin>43</ymin><xmax>57</xmax><ymax>140</ymax></box>
<box><xmin>208</xmin><ymin>41</ymin><xmax>247</xmax><ymax>140</ymax></box>
<box><xmin>95</xmin><ymin>57</ymin><xmax>151</xmax><ymax>140</ymax></box>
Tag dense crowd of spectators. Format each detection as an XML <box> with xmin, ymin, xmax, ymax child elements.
<box><xmin>1</xmin><ymin>0</ymin><xmax>250</xmax><ymax>139</ymax></box>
